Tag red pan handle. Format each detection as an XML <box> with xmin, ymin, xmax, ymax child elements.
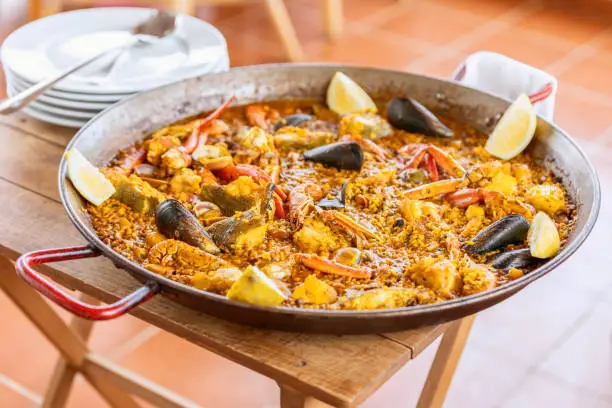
<box><xmin>15</xmin><ymin>245</ymin><xmax>158</xmax><ymax>320</ymax></box>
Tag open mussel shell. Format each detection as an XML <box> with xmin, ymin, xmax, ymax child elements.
<box><xmin>155</xmin><ymin>199</ymin><xmax>220</xmax><ymax>254</ymax></box>
<box><xmin>273</xmin><ymin>113</ymin><xmax>313</xmax><ymax>131</ymax></box>
<box><xmin>465</xmin><ymin>214</ymin><xmax>530</xmax><ymax>255</ymax></box>
<box><xmin>317</xmin><ymin>180</ymin><xmax>349</xmax><ymax>209</ymax></box>
<box><xmin>304</xmin><ymin>141</ymin><xmax>363</xmax><ymax>170</ymax></box>
<box><xmin>206</xmin><ymin>184</ymin><xmax>275</xmax><ymax>252</ymax></box>
<box><xmin>317</xmin><ymin>198</ymin><xmax>344</xmax><ymax>209</ymax></box>
<box><xmin>490</xmin><ymin>248</ymin><xmax>538</xmax><ymax>271</ymax></box>
<box><xmin>386</xmin><ymin>98</ymin><xmax>454</xmax><ymax>138</ymax></box>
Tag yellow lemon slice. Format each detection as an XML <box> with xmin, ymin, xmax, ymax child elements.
<box><xmin>326</xmin><ymin>71</ymin><xmax>377</xmax><ymax>115</ymax></box>
<box><xmin>528</xmin><ymin>212</ymin><xmax>560</xmax><ymax>259</ymax></box>
<box><xmin>66</xmin><ymin>148</ymin><xmax>115</xmax><ymax>206</ymax></box>
<box><xmin>485</xmin><ymin>93</ymin><xmax>537</xmax><ymax>160</ymax></box>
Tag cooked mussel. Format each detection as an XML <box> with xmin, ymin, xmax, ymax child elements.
<box><xmin>206</xmin><ymin>184</ymin><xmax>275</xmax><ymax>252</ymax></box>
<box><xmin>386</xmin><ymin>98</ymin><xmax>454</xmax><ymax>138</ymax></box>
<box><xmin>303</xmin><ymin>141</ymin><xmax>363</xmax><ymax>170</ymax></box>
<box><xmin>465</xmin><ymin>214</ymin><xmax>530</xmax><ymax>255</ymax></box>
<box><xmin>490</xmin><ymin>248</ymin><xmax>538</xmax><ymax>270</ymax></box>
<box><xmin>317</xmin><ymin>181</ymin><xmax>349</xmax><ymax>209</ymax></box>
<box><xmin>273</xmin><ymin>113</ymin><xmax>313</xmax><ymax>131</ymax></box>
<box><xmin>155</xmin><ymin>199</ymin><xmax>220</xmax><ymax>254</ymax></box>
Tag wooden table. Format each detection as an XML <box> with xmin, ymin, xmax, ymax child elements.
<box><xmin>0</xmin><ymin>113</ymin><xmax>475</xmax><ymax>408</ymax></box>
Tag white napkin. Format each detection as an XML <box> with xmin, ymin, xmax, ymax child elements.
<box><xmin>451</xmin><ymin>51</ymin><xmax>558</xmax><ymax>121</ymax></box>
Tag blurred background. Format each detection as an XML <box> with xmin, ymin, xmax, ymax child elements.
<box><xmin>1</xmin><ymin>0</ymin><xmax>611</xmax><ymax>407</ymax></box>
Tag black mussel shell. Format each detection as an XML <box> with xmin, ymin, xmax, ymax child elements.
<box><xmin>338</xmin><ymin>180</ymin><xmax>349</xmax><ymax>204</ymax></box>
<box><xmin>205</xmin><ymin>184</ymin><xmax>275</xmax><ymax>252</ymax></box>
<box><xmin>386</xmin><ymin>97</ymin><xmax>454</xmax><ymax>138</ymax></box>
<box><xmin>490</xmin><ymin>248</ymin><xmax>538</xmax><ymax>271</ymax></box>
<box><xmin>318</xmin><ymin>198</ymin><xmax>344</xmax><ymax>209</ymax></box>
<box><xmin>156</xmin><ymin>199</ymin><xmax>220</xmax><ymax>254</ymax></box>
<box><xmin>273</xmin><ymin>113</ymin><xmax>313</xmax><ymax>131</ymax></box>
<box><xmin>303</xmin><ymin>141</ymin><xmax>363</xmax><ymax>170</ymax></box>
<box><xmin>465</xmin><ymin>214</ymin><xmax>530</xmax><ymax>255</ymax></box>
<box><xmin>317</xmin><ymin>180</ymin><xmax>350</xmax><ymax>209</ymax></box>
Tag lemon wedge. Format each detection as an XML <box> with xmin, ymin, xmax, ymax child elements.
<box><xmin>326</xmin><ymin>71</ymin><xmax>377</xmax><ymax>115</ymax></box>
<box><xmin>66</xmin><ymin>148</ymin><xmax>115</xmax><ymax>206</ymax></box>
<box><xmin>485</xmin><ymin>93</ymin><xmax>537</xmax><ymax>160</ymax></box>
<box><xmin>528</xmin><ymin>212</ymin><xmax>560</xmax><ymax>259</ymax></box>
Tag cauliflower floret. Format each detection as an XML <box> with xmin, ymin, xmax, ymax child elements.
<box><xmin>146</xmin><ymin>136</ymin><xmax>180</xmax><ymax>165</ymax></box>
<box><xmin>161</xmin><ymin>147</ymin><xmax>190</xmax><ymax>175</ymax></box>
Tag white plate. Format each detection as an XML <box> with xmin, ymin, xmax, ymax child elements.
<box><xmin>8</xmin><ymin>75</ymin><xmax>115</xmax><ymax>110</ymax></box>
<box><xmin>4</xmin><ymin>66</ymin><xmax>130</xmax><ymax>103</ymax></box>
<box><xmin>4</xmin><ymin>52</ymin><xmax>229</xmax><ymax>103</ymax></box>
<box><xmin>7</xmin><ymin>83</ymin><xmax>99</xmax><ymax>120</ymax></box>
<box><xmin>1</xmin><ymin>7</ymin><xmax>228</xmax><ymax>94</ymax></box>
<box><xmin>22</xmin><ymin>105</ymin><xmax>89</xmax><ymax>128</ymax></box>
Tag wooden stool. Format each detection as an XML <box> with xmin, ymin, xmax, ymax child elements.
<box><xmin>27</xmin><ymin>0</ymin><xmax>345</xmax><ymax>62</ymax></box>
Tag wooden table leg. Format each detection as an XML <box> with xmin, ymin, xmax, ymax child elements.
<box><xmin>264</xmin><ymin>0</ymin><xmax>305</xmax><ymax>62</ymax></box>
<box><xmin>1</xmin><ymin>256</ymin><xmax>204</xmax><ymax>408</ymax></box>
<box><xmin>278</xmin><ymin>385</ymin><xmax>333</xmax><ymax>408</ymax></box>
<box><xmin>43</xmin><ymin>294</ymin><xmax>98</xmax><ymax>408</ymax></box>
<box><xmin>323</xmin><ymin>0</ymin><xmax>343</xmax><ymax>40</ymax></box>
<box><xmin>416</xmin><ymin>315</ymin><xmax>475</xmax><ymax>408</ymax></box>
<box><xmin>0</xmin><ymin>256</ymin><xmax>141</xmax><ymax>408</ymax></box>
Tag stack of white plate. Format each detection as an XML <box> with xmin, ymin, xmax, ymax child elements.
<box><xmin>1</xmin><ymin>7</ymin><xmax>229</xmax><ymax>128</ymax></box>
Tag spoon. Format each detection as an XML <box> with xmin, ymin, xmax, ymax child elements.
<box><xmin>0</xmin><ymin>10</ymin><xmax>177</xmax><ymax>115</ymax></box>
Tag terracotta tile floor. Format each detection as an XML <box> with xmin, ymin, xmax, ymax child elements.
<box><xmin>2</xmin><ymin>0</ymin><xmax>612</xmax><ymax>406</ymax></box>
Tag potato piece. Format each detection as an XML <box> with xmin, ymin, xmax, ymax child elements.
<box><xmin>342</xmin><ymin>288</ymin><xmax>421</xmax><ymax>310</ymax></box>
<box><xmin>512</xmin><ymin>163</ymin><xmax>532</xmax><ymax>186</ymax></box>
<box><xmin>192</xmin><ymin>267</ymin><xmax>242</xmax><ymax>293</ymax></box>
<box><xmin>525</xmin><ymin>184</ymin><xmax>566</xmax><ymax>215</ymax></box>
<box><xmin>465</xmin><ymin>205</ymin><xmax>485</xmax><ymax>220</ymax></box>
<box><xmin>485</xmin><ymin>172</ymin><xmax>517</xmax><ymax>195</ymax></box>
<box><xmin>292</xmin><ymin>275</ymin><xmax>338</xmax><ymax>305</ymax></box>
<box><xmin>114</xmin><ymin>174</ymin><xmax>166</xmax><ymax>214</ymax></box>
<box><xmin>227</xmin><ymin>266</ymin><xmax>287</xmax><ymax>306</ymax></box>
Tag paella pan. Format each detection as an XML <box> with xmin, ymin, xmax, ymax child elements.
<box><xmin>16</xmin><ymin>64</ymin><xmax>600</xmax><ymax>333</ymax></box>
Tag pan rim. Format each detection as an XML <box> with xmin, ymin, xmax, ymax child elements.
<box><xmin>58</xmin><ymin>62</ymin><xmax>602</xmax><ymax>320</ymax></box>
